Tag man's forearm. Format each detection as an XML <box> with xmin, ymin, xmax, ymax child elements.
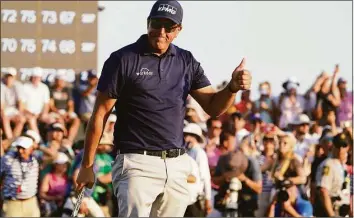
<box><xmin>81</xmin><ymin>113</ymin><xmax>106</xmax><ymax>167</ymax></box>
<box><xmin>207</xmin><ymin>84</ymin><xmax>236</xmax><ymax>117</ymax></box>
<box><xmin>244</xmin><ymin>178</ymin><xmax>262</xmax><ymax>194</ymax></box>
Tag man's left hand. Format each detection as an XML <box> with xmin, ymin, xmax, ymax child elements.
<box><xmin>229</xmin><ymin>58</ymin><xmax>252</xmax><ymax>92</ymax></box>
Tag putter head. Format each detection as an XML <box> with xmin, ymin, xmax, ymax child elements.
<box><xmin>71</xmin><ymin>188</ymin><xmax>85</xmax><ymax>217</ymax></box>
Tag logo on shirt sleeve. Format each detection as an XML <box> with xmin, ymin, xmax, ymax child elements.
<box><xmin>137</xmin><ymin>68</ymin><xmax>153</xmax><ymax>76</ymax></box>
<box><xmin>322</xmin><ymin>166</ymin><xmax>330</xmax><ymax>176</ymax></box>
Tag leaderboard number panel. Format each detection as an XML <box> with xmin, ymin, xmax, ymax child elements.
<box><xmin>0</xmin><ymin>1</ymin><xmax>98</xmax><ymax>83</ymax></box>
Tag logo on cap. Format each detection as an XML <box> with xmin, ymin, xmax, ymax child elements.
<box><xmin>157</xmin><ymin>4</ymin><xmax>177</xmax><ymax>15</ymax></box>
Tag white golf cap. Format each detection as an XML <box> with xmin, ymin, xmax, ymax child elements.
<box><xmin>108</xmin><ymin>114</ymin><xmax>117</xmax><ymax>123</ymax></box>
<box><xmin>292</xmin><ymin>114</ymin><xmax>311</xmax><ymax>125</ymax></box>
<box><xmin>55</xmin><ymin>70</ymin><xmax>66</xmax><ymax>80</ymax></box>
<box><xmin>286</xmin><ymin>82</ymin><xmax>299</xmax><ymax>90</ymax></box>
<box><xmin>31</xmin><ymin>67</ymin><xmax>43</xmax><ymax>77</ymax></box>
<box><xmin>11</xmin><ymin>136</ymin><xmax>34</xmax><ymax>149</ymax></box>
<box><xmin>183</xmin><ymin>123</ymin><xmax>205</xmax><ymax>143</ymax></box>
<box><xmin>54</xmin><ymin>152</ymin><xmax>69</xmax><ymax>164</ymax></box>
<box><xmin>24</xmin><ymin>130</ymin><xmax>41</xmax><ymax>144</ymax></box>
<box><xmin>4</xmin><ymin>67</ymin><xmax>17</xmax><ymax>76</ymax></box>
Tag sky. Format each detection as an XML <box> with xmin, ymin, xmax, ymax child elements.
<box><xmin>97</xmin><ymin>1</ymin><xmax>352</xmax><ymax>100</ymax></box>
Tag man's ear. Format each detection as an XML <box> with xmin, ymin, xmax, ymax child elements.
<box><xmin>175</xmin><ymin>25</ymin><xmax>183</xmax><ymax>37</ymax></box>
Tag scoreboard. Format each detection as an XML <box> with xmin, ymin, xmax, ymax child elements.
<box><xmin>1</xmin><ymin>1</ymin><xmax>98</xmax><ymax>83</ymax></box>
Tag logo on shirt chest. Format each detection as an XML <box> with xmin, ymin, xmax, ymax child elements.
<box><xmin>137</xmin><ymin>68</ymin><xmax>153</xmax><ymax>76</ymax></box>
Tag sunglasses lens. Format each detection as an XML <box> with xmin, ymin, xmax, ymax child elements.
<box><xmin>150</xmin><ymin>19</ymin><xmax>176</xmax><ymax>33</ymax></box>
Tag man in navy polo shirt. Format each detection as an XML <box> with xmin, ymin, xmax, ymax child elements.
<box><xmin>76</xmin><ymin>0</ymin><xmax>252</xmax><ymax>217</ymax></box>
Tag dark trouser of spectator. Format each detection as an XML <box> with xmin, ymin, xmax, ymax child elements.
<box><xmin>184</xmin><ymin>201</ymin><xmax>206</xmax><ymax>217</ymax></box>
<box><xmin>238</xmin><ymin>199</ymin><xmax>257</xmax><ymax>217</ymax></box>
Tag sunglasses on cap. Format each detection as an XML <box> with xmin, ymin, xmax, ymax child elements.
<box><xmin>150</xmin><ymin>19</ymin><xmax>179</xmax><ymax>33</ymax></box>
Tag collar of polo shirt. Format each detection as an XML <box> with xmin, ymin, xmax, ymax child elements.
<box><xmin>137</xmin><ymin>34</ymin><xmax>177</xmax><ymax>56</ymax></box>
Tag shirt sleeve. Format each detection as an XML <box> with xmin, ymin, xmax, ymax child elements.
<box><xmin>316</xmin><ymin>161</ymin><xmax>333</xmax><ymax>191</ymax></box>
<box><xmin>97</xmin><ymin>52</ymin><xmax>125</xmax><ymax>99</ymax></box>
<box><xmin>190</xmin><ymin>53</ymin><xmax>211</xmax><ymax>90</ymax></box>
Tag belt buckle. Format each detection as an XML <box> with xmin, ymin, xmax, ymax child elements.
<box><xmin>161</xmin><ymin>150</ymin><xmax>167</xmax><ymax>159</ymax></box>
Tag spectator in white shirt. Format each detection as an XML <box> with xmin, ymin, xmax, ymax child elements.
<box><xmin>1</xmin><ymin>83</ymin><xmax>14</xmax><ymax>140</ymax></box>
<box><xmin>22</xmin><ymin>68</ymin><xmax>51</xmax><ymax>133</ymax></box>
<box><xmin>183</xmin><ymin>123</ymin><xmax>212</xmax><ymax>217</ymax></box>
<box><xmin>1</xmin><ymin>68</ymin><xmax>26</xmax><ymax>138</ymax></box>
<box><xmin>291</xmin><ymin>114</ymin><xmax>318</xmax><ymax>162</ymax></box>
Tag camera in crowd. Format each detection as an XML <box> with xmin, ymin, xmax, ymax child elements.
<box><xmin>275</xmin><ymin>179</ymin><xmax>294</xmax><ymax>203</ymax></box>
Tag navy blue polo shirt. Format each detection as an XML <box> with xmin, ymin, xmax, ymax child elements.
<box><xmin>97</xmin><ymin>34</ymin><xmax>211</xmax><ymax>152</ymax></box>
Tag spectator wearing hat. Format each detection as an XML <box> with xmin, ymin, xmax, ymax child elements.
<box><xmin>278</xmin><ymin>77</ymin><xmax>309</xmax><ymax>130</ymax></box>
<box><xmin>49</xmin><ymin>72</ymin><xmax>81</xmax><ymax>143</ymax></box>
<box><xmin>183</xmin><ymin>123</ymin><xmax>212</xmax><ymax>217</ymax></box>
<box><xmin>39</xmin><ymin>152</ymin><xmax>70</xmax><ymax>216</ymax></box>
<box><xmin>22</xmin><ymin>67</ymin><xmax>51</xmax><ymax>133</ymax></box>
<box><xmin>213</xmin><ymin>149</ymin><xmax>262</xmax><ymax>217</ymax></box>
<box><xmin>291</xmin><ymin>114</ymin><xmax>318</xmax><ymax>162</ymax></box>
<box><xmin>78</xmin><ymin>69</ymin><xmax>98</xmax><ymax>125</ymax></box>
<box><xmin>246</xmin><ymin>113</ymin><xmax>264</xmax><ymax>151</ymax></box>
<box><xmin>1</xmin><ymin>136</ymin><xmax>40</xmax><ymax>217</ymax></box>
<box><xmin>23</xmin><ymin>129</ymin><xmax>58</xmax><ymax>166</ymax></box>
<box><xmin>310</xmin><ymin>132</ymin><xmax>333</xmax><ymax>204</ymax></box>
<box><xmin>337</xmin><ymin>77</ymin><xmax>353</xmax><ymax>126</ymax></box>
<box><xmin>185</xmin><ymin>97</ymin><xmax>208</xmax><ymax>132</ymax></box>
<box><xmin>314</xmin><ymin>132</ymin><xmax>352</xmax><ymax>217</ymax></box>
<box><xmin>39</xmin><ymin>123</ymin><xmax>68</xmax><ymax>178</ymax></box>
<box><xmin>253</xmin><ymin>81</ymin><xmax>276</xmax><ymax>124</ymax></box>
<box><xmin>1</xmin><ymin>68</ymin><xmax>26</xmax><ymax>139</ymax></box>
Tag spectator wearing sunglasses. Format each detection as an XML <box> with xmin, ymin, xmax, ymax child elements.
<box><xmin>75</xmin><ymin>0</ymin><xmax>252</xmax><ymax>217</ymax></box>
<box><xmin>256</xmin><ymin>131</ymin><xmax>277</xmax><ymax>216</ymax></box>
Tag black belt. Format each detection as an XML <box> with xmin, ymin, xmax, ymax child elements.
<box><xmin>119</xmin><ymin>148</ymin><xmax>186</xmax><ymax>159</ymax></box>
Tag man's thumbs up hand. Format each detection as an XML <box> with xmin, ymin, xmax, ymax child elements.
<box><xmin>228</xmin><ymin>58</ymin><xmax>252</xmax><ymax>93</ymax></box>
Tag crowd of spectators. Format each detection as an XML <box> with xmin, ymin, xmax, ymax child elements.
<box><xmin>0</xmin><ymin>64</ymin><xmax>352</xmax><ymax>217</ymax></box>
